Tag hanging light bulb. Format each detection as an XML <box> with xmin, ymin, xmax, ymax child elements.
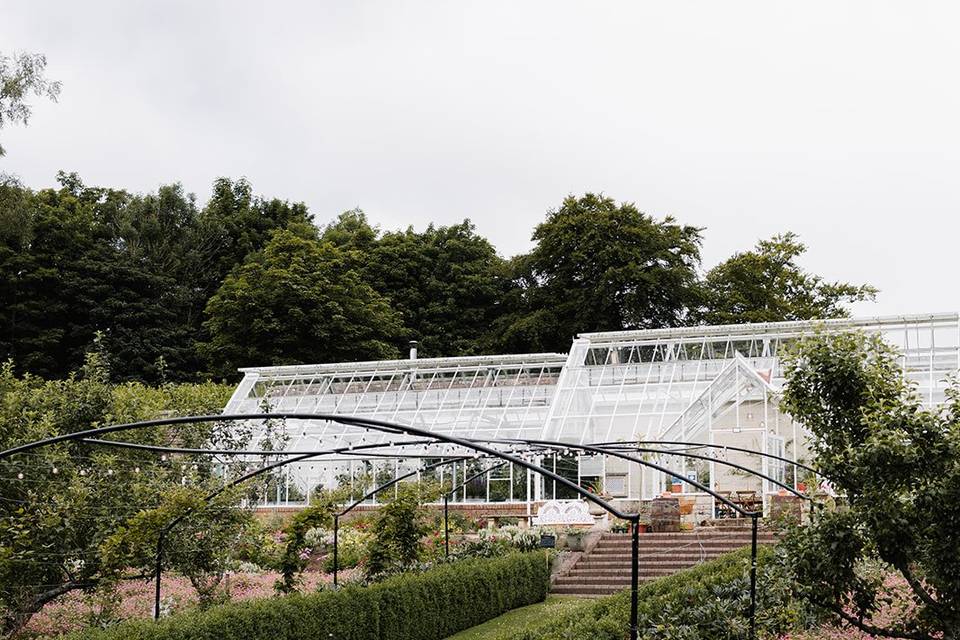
<box><xmin>52</xmin><ymin>467</ymin><xmax>59</xmax><ymax>475</ymax></box>
<box><xmin>17</xmin><ymin>472</ymin><xmax>23</xmax><ymax>480</ymax></box>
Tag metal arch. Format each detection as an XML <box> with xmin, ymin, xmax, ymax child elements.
<box><xmin>2</xmin><ymin>412</ymin><xmax>791</xmax><ymax>640</ymax></box>
<box><xmin>5</xmin><ymin>414</ymin><xmax>644</xmax><ymax>637</ymax></box>
<box><xmin>331</xmin><ymin>456</ymin><xmax>472</xmax><ymax>586</ymax></box>
<box><xmin>496</xmin><ymin>438</ymin><xmax>755</xmax><ymax>517</ymax></box>
<box><xmin>0</xmin><ymin>413</ymin><xmax>635</xmax><ymax>518</ymax></box>
<box><xmin>625</xmin><ymin>439</ymin><xmax>824</xmax><ymax>482</ymax></box>
<box><xmin>492</xmin><ymin>437</ymin><xmax>763</xmax><ymax>640</ymax></box>
<box><xmin>79</xmin><ymin>438</ymin><xmax>437</xmax><ymax>457</ymax></box>
<box><xmin>153</xmin><ymin>438</ymin><xmax>422</xmax><ymax>618</ymax></box>
<box><xmin>628</xmin><ymin>446</ymin><xmax>809</xmax><ymax>502</ymax></box>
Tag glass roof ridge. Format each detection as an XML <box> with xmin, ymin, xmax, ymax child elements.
<box><xmin>238</xmin><ymin>352</ymin><xmax>569</xmax><ymax>376</ymax></box>
<box><xmin>576</xmin><ymin>311</ymin><xmax>960</xmax><ymax>344</ymax></box>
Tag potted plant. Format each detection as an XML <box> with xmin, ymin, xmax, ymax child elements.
<box><xmin>610</xmin><ymin>520</ymin><xmax>629</xmax><ymax>534</ymax></box>
<box><xmin>564</xmin><ymin>527</ymin><xmax>586</xmax><ymax>551</ymax></box>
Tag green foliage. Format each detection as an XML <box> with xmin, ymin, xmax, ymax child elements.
<box><xmin>202</xmin><ymin>227</ymin><xmax>402</xmax><ymax>377</ymax></box>
<box><xmin>488</xmin><ymin>193</ymin><xmax>703</xmax><ymax>353</ymax></box>
<box><xmin>322</xmin><ymin>527</ymin><xmax>370</xmax><ymax>572</ymax></box>
<box><xmin>484</xmin><ymin>547</ymin><xmax>817</xmax><ymax>640</ymax></box>
<box><xmin>106</xmin><ymin>487</ymin><xmax>254</xmax><ymax>608</ymax></box>
<box><xmin>66</xmin><ymin>552</ymin><xmax>550</xmax><ymax>640</ymax></box>
<box><xmin>275</xmin><ymin>493</ymin><xmax>341</xmax><ymax>594</ymax></box>
<box><xmin>0</xmin><ymin>51</ymin><xmax>61</xmax><ymax>156</ymax></box>
<box><xmin>0</xmin><ymin>357</ymin><xmax>237</xmax><ymax>636</ymax></box>
<box><xmin>365</xmin><ymin>483</ymin><xmax>431</xmax><ymax>578</ymax></box>
<box><xmin>1</xmin><ymin>171</ymin><xmax>879</xmax><ymax>384</ymax></box>
<box><xmin>323</xmin><ymin>211</ymin><xmax>508</xmax><ymax>357</ymax></box>
<box><xmin>780</xmin><ymin>330</ymin><xmax>960</xmax><ymax>638</ymax></box>
<box><xmin>0</xmin><ymin>174</ymin><xmax>310</xmax><ymax>383</ymax></box>
<box><xmin>700</xmin><ymin>232</ymin><xmax>876</xmax><ymax>325</ymax></box>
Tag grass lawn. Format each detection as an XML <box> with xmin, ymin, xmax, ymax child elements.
<box><xmin>444</xmin><ymin>595</ymin><xmax>594</xmax><ymax>640</ymax></box>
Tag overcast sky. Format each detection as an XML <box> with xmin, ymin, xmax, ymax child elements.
<box><xmin>2</xmin><ymin>1</ymin><xmax>958</xmax><ymax>318</ymax></box>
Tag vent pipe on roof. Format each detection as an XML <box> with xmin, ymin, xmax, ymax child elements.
<box><xmin>409</xmin><ymin>341</ymin><xmax>418</xmax><ymax>360</ymax></box>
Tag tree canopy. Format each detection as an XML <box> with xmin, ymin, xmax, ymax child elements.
<box><xmin>488</xmin><ymin>193</ymin><xmax>704</xmax><ymax>353</ymax></box>
<box><xmin>0</xmin><ymin>174</ymin><xmax>311</xmax><ymax>383</ymax></box>
<box><xmin>700</xmin><ymin>232</ymin><xmax>876</xmax><ymax>325</ymax></box>
<box><xmin>323</xmin><ymin>211</ymin><xmax>508</xmax><ymax>358</ymax></box>
<box><xmin>0</xmin><ymin>51</ymin><xmax>61</xmax><ymax>157</ymax></box>
<box><xmin>202</xmin><ymin>226</ymin><xmax>403</xmax><ymax>376</ymax></box>
<box><xmin>0</xmin><ymin>356</ymin><xmax>239</xmax><ymax>636</ymax></box>
<box><xmin>0</xmin><ymin>175</ymin><xmax>878</xmax><ymax>381</ymax></box>
<box><xmin>781</xmin><ymin>331</ymin><xmax>960</xmax><ymax>639</ymax></box>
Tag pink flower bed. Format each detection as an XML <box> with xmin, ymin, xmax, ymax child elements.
<box><xmin>23</xmin><ymin>569</ymin><xmax>357</xmax><ymax>638</ymax></box>
<box><xmin>779</xmin><ymin>573</ymin><xmax>942</xmax><ymax>640</ymax></box>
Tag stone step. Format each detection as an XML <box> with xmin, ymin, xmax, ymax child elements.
<box><xmin>550</xmin><ymin>530</ymin><xmax>777</xmax><ymax>596</ymax></box>
<box><xmin>589</xmin><ymin>545</ymin><xmax>766</xmax><ymax>556</ymax></box>
<box><xmin>575</xmin><ymin>555</ymin><xmax>726</xmax><ymax>566</ymax></box>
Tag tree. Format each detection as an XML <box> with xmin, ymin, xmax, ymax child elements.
<box><xmin>0</xmin><ymin>356</ymin><xmax>236</xmax><ymax>636</ymax></box>
<box><xmin>488</xmin><ymin>193</ymin><xmax>703</xmax><ymax>353</ymax></box>
<box><xmin>0</xmin><ymin>51</ymin><xmax>61</xmax><ymax>156</ymax></box>
<box><xmin>0</xmin><ymin>173</ymin><xmax>312</xmax><ymax>383</ymax></box>
<box><xmin>700</xmin><ymin>232</ymin><xmax>876</xmax><ymax>325</ymax></box>
<box><xmin>200</xmin><ymin>177</ymin><xmax>313</xmax><ymax>288</ymax></box>
<box><xmin>780</xmin><ymin>331</ymin><xmax>960</xmax><ymax>639</ymax></box>
<box><xmin>322</xmin><ymin>212</ymin><xmax>508</xmax><ymax>358</ymax></box>
<box><xmin>202</xmin><ymin>227</ymin><xmax>403</xmax><ymax>377</ymax></box>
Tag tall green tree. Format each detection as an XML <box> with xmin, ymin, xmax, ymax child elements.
<box><xmin>0</xmin><ymin>173</ymin><xmax>311</xmax><ymax>383</ymax></box>
<box><xmin>200</xmin><ymin>177</ymin><xmax>312</xmax><ymax>288</ymax></box>
<box><xmin>323</xmin><ymin>211</ymin><xmax>508</xmax><ymax>358</ymax></box>
<box><xmin>202</xmin><ymin>226</ymin><xmax>403</xmax><ymax>377</ymax></box>
<box><xmin>700</xmin><ymin>232</ymin><xmax>876</xmax><ymax>325</ymax></box>
<box><xmin>488</xmin><ymin>193</ymin><xmax>703</xmax><ymax>353</ymax></box>
<box><xmin>0</xmin><ymin>51</ymin><xmax>61</xmax><ymax>157</ymax></box>
<box><xmin>781</xmin><ymin>331</ymin><xmax>960</xmax><ymax>639</ymax></box>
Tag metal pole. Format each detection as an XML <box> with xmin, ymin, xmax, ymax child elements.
<box><xmin>630</xmin><ymin>516</ymin><xmax>639</xmax><ymax>640</ymax></box>
<box><xmin>749</xmin><ymin>513</ymin><xmax>759</xmax><ymax>640</ymax></box>
<box><xmin>153</xmin><ymin>533</ymin><xmax>163</xmax><ymax>620</ymax></box>
<box><xmin>444</xmin><ymin>494</ymin><xmax>450</xmax><ymax>558</ymax></box>
<box><xmin>333</xmin><ymin>514</ymin><xmax>339</xmax><ymax>588</ymax></box>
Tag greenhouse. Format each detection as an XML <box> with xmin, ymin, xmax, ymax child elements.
<box><xmin>225</xmin><ymin>312</ymin><xmax>960</xmax><ymax>516</ymax></box>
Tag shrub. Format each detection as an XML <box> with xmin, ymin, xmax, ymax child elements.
<box><xmin>66</xmin><ymin>552</ymin><xmax>550</xmax><ymax>640</ymax></box>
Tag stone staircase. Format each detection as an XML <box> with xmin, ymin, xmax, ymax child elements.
<box><xmin>552</xmin><ymin>527</ymin><xmax>778</xmax><ymax>596</ymax></box>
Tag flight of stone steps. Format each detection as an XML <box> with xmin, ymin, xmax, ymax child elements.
<box><xmin>552</xmin><ymin>527</ymin><xmax>778</xmax><ymax>596</ymax></box>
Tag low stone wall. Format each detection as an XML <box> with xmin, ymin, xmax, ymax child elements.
<box><xmin>254</xmin><ymin>501</ymin><xmax>542</xmax><ymax>525</ymax></box>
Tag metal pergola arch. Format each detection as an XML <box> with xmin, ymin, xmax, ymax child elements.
<box><xmin>1</xmin><ymin>413</ymin><xmax>791</xmax><ymax>640</ymax></box>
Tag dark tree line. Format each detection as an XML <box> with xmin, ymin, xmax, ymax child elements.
<box><xmin>0</xmin><ymin>175</ymin><xmax>876</xmax><ymax>383</ymax></box>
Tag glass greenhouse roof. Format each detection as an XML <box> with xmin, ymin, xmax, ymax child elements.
<box><xmin>226</xmin><ymin>312</ymin><xmax>960</xmax><ymax>448</ymax></box>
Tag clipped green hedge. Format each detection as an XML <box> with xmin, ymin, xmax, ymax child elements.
<box><xmin>68</xmin><ymin>552</ymin><xmax>550</xmax><ymax>640</ymax></box>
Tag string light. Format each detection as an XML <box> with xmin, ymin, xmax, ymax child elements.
<box><xmin>52</xmin><ymin>467</ymin><xmax>58</xmax><ymax>475</ymax></box>
<box><xmin>17</xmin><ymin>472</ymin><xmax>24</xmax><ymax>480</ymax></box>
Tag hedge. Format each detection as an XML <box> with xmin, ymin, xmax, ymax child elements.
<box><xmin>494</xmin><ymin>547</ymin><xmax>819</xmax><ymax>640</ymax></box>
<box><xmin>67</xmin><ymin>552</ymin><xmax>551</xmax><ymax>640</ymax></box>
